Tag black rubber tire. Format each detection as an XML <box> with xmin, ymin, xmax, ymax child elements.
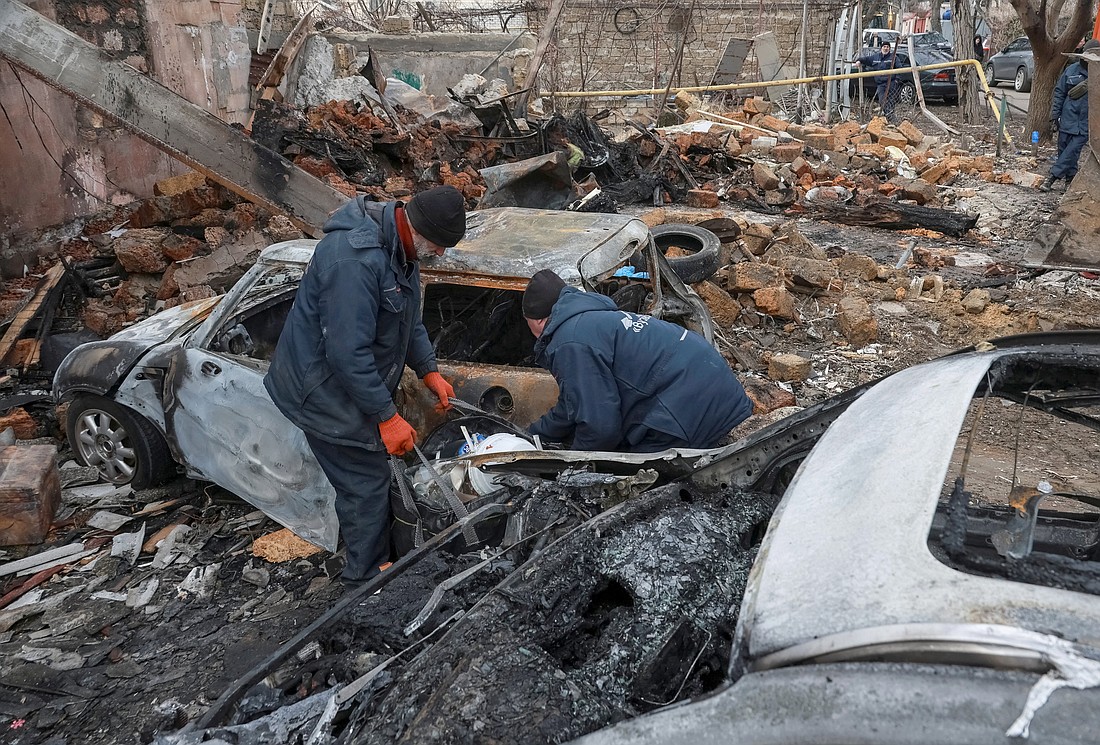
<box><xmin>985</xmin><ymin>64</ymin><xmax>996</xmax><ymax>87</ymax></box>
<box><xmin>1014</xmin><ymin>66</ymin><xmax>1031</xmax><ymax>93</ymax></box>
<box><xmin>66</xmin><ymin>394</ymin><xmax>176</xmax><ymax>489</ymax></box>
<box><xmin>648</xmin><ymin>224</ymin><xmax>722</xmax><ymax>284</ymax></box>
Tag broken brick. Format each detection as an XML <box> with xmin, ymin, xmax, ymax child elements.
<box><xmin>113</xmin><ymin>228</ymin><xmax>171</xmax><ymax>273</ymax></box>
<box><xmin>855</xmin><ymin>143</ymin><xmax>888</xmax><ymax>160</ymax></box>
<box><xmin>757</xmin><ymin>115</ymin><xmax>789</xmax><ymax>132</ymax></box>
<box><xmin>835</xmin><ymin>254</ymin><xmax>879</xmax><ymax>281</ymax></box>
<box><xmin>153</xmin><ymin>171</ymin><xmax>207</xmax><ymax>197</ymax></box>
<box><xmin>832</xmin><ymin>121</ymin><xmax>862</xmax><ymax>141</ymax></box>
<box><xmin>837</xmin><ymin>295</ymin><xmax>878</xmax><ymax>347</ymax></box>
<box><xmin>743</xmin><ymin>377</ymin><xmax>798</xmax><ymax>414</ymax></box>
<box><xmin>752</xmin><ymin>163</ymin><xmax>780</xmax><ymax>191</ymax></box>
<box><xmin>162</xmin><ymin>234</ymin><xmax>203</xmax><ymax>263</ymax></box>
<box><xmin>962</xmin><ymin>288</ymin><xmax>990</xmax><ymax>314</ymax></box>
<box><xmin>266</xmin><ymin>215</ymin><xmax>305</xmax><ymax>243</ymax></box>
<box><xmin>866</xmin><ymin>116</ymin><xmax>889</xmax><ymax>140</ymax></box>
<box><xmin>0</xmin><ymin>445</ymin><xmax>60</xmax><ymax>546</ymax></box>
<box><xmin>743</xmin><ymin>97</ymin><xmax>772</xmax><ymax>115</ymax></box>
<box><xmin>771</xmin><ymin>143</ymin><xmax>803</xmax><ymax>163</ymax></box>
<box><xmin>896</xmin><ymin>120</ymin><xmax>925</xmax><ymax>146</ymax></box>
<box><xmin>877</xmin><ymin>132</ymin><xmax>909</xmax><ymax>150</ymax></box>
<box><xmin>683</xmin><ymin>189</ymin><xmax>720</xmax><ymax>209</ymax></box>
<box><xmin>753</xmin><ymin>286</ymin><xmax>798</xmax><ymax>320</ymax></box>
<box><xmin>804</xmin><ymin>132</ymin><xmax>836</xmax><ymax>151</ymax></box>
<box><xmin>767</xmin><ymin>353</ymin><xmax>812</xmax><ymax>382</ymax></box>
<box><xmin>782</xmin><ymin>257</ymin><xmax>838</xmax><ymax>289</ymax></box>
<box><xmin>741</xmin><ymin>223</ymin><xmax>774</xmax><ymax>256</ymax></box>
<box><xmin>82</xmin><ymin>300</ymin><xmax>129</xmax><ymax>337</ymax></box>
<box><xmin>694</xmin><ymin>281</ymin><xmax>742</xmax><ymax>327</ymax></box>
<box><xmin>0</xmin><ymin>407</ymin><xmax>37</xmax><ymax>439</ymax></box>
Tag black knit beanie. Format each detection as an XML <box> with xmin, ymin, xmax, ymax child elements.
<box><xmin>405</xmin><ymin>186</ymin><xmax>467</xmax><ymax>247</ymax></box>
<box><xmin>522</xmin><ymin>269</ymin><xmax>567</xmax><ymax>319</ymax></box>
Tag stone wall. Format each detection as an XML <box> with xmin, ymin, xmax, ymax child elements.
<box><xmin>541</xmin><ymin>1</ymin><xmax>835</xmax><ymax>113</ymax></box>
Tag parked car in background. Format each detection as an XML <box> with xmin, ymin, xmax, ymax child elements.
<box><xmin>852</xmin><ymin>47</ymin><xmax>959</xmax><ymax>105</ymax></box>
<box><xmin>986</xmin><ymin>35</ymin><xmax>1035</xmax><ymax>92</ymax></box>
<box><xmin>862</xmin><ymin>27</ymin><xmax>900</xmax><ymax>49</ymax></box>
<box><xmin>909</xmin><ymin>30</ymin><xmax>953</xmax><ymax>53</ymax></box>
<box><xmin>53</xmin><ymin>208</ymin><xmax>715</xmax><ymax>550</ymax></box>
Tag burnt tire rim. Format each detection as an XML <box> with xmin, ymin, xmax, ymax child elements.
<box><xmin>75</xmin><ymin>408</ymin><xmax>136</xmax><ymax>484</ymax></box>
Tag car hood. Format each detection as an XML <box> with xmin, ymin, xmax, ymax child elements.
<box><xmin>54</xmin><ymin>297</ymin><xmax>220</xmax><ymax>401</ymax></box>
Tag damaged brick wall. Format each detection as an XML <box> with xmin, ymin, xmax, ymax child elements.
<box><xmin>544</xmin><ymin>0</ymin><xmax>833</xmax><ymax>111</ymax></box>
<box><xmin>1</xmin><ymin>0</ymin><xmax>252</xmax><ymax>270</ymax></box>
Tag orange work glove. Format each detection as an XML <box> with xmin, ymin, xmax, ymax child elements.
<box><xmin>379</xmin><ymin>413</ymin><xmax>417</xmax><ymax>456</ymax></box>
<box><xmin>423</xmin><ymin>371</ymin><xmax>455</xmax><ymax>413</ymax></box>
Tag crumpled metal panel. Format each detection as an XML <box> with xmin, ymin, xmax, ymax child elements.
<box><xmin>739</xmin><ymin>346</ymin><xmax>1100</xmax><ymax>663</ymax></box>
<box><xmin>433</xmin><ymin>208</ymin><xmax>650</xmax><ymax>285</ymax></box>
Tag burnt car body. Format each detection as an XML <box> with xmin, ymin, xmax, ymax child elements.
<box><xmin>572</xmin><ymin>332</ymin><xmax>1100</xmax><ymax>744</ymax></box>
<box><xmin>170</xmin><ymin>333</ymin><xmax>1100</xmax><ymax>745</ymax></box>
<box><xmin>53</xmin><ymin>208</ymin><xmax>713</xmax><ymax>550</ymax></box>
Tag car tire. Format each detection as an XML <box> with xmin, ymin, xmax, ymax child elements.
<box><xmin>1014</xmin><ymin>66</ymin><xmax>1031</xmax><ymax>93</ymax></box>
<box><xmin>66</xmin><ymin>395</ymin><xmax>176</xmax><ymax>489</ymax></box>
<box><xmin>897</xmin><ymin>82</ymin><xmax>917</xmax><ymax>106</ymax></box>
<box><xmin>648</xmin><ymin>224</ymin><xmax>722</xmax><ymax>284</ymax></box>
<box><xmin>985</xmin><ymin>64</ymin><xmax>996</xmax><ymax>86</ymax></box>
<box><xmin>944</xmin><ymin>96</ymin><xmax>959</xmax><ymax>105</ymax></box>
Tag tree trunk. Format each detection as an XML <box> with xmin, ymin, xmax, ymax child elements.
<box><xmin>1026</xmin><ymin>56</ymin><xmax>1063</xmax><ymax>139</ymax></box>
<box><xmin>1009</xmin><ymin>0</ymin><xmax>1097</xmax><ymax>142</ymax></box>
<box><xmin>951</xmin><ymin>0</ymin><xmax>983</xmax><ymax>123</ymax></box>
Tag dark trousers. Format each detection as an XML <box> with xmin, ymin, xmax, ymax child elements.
<box><xmin>306</xmin><ymin>434</ymin><xmax>392</xmax><ymax>581</ymax></box>
<box><xmin>875</xmin><ymin>82</ymin><xmax>896</xmax><ymax>121</ymax></box>
<box><xmin>1051</xmin><ymin>131</ymin><xmax>1088</xmax><ymax>180</ymax></box>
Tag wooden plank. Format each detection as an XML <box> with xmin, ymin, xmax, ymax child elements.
<box><xmin>0</xmin><ymin>264</ymin><xmax>64</xmax><ymax>367</ymax></box>
<box><xmin>0</xmin><ymin>0</ymin><xmax>347</xmax><ymax>238</ymax></box>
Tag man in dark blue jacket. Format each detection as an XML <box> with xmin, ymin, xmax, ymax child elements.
<box><xmin>1041</xmin><ymin>39</ymin><xmax>1096</xmax><ymax>192</ymax></box>
<box><xmin>521</xmin><ymin>270</ymin><xmax>752</xmax><ymax>452</ymax></box>
<box><xmin>857</xmin><ymin>42</ymin><xmax>898</xmax><ymax>123</ymax></box>
<box><xmin>265</xmin><ymin>186</ymin><xmax>465</xmax><ymax>584</ymax></box>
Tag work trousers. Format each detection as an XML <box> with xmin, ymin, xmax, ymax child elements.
<box><xmin>305</xmin><ymin>434</ymin><xmax>392</xmax><ymax>582</ymax></box>
<box><xmin>875</xmin><ymin>82</ymin><xmax>896</xmax><ymax>122</ymax></box>
<box><xmin>1051</xmin><ymin>131</ymin><xmax>1088</xmax><ymax>180</ymax></box>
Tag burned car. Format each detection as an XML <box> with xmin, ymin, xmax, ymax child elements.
<box><xmin>53</xmin><ymin>208</ymin><xmax>713</xmax><ymax>550</ymax></box>
<box><xmin>171</xmin><ymin>333</ymin><xmax>1100</xmax><ymax>745</ymax></box>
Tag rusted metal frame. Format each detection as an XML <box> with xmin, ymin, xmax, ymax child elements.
<box><xmin>195</xmin><ymin>500</ymin><xmax>515</xmax><ymax>729</ymax></box>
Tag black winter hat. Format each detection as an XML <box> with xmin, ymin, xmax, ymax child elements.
<box><xmin>405</xmin><ymin>186</ymin><xmax>467</xmax><ymax>247</ymax></box>
<box><xmin>522</xmin><ymin>269</ymin><xmax>567</xmax><ymax>319</ymax></box>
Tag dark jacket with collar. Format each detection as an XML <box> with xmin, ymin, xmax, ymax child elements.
<box><xmin>264</xmin><ymin>198</ymin><xmax>436</xmax><ymax>449</ymax></box>
<box><xmin>528</xmin><ymin>288</ymin><xmax>752</xmax><ymax>452</ymax></box>
<box><xmin>857</xmin><ymin>49</ymin><xmax>895</xmax><ymax>86</ymax></box>
<box><xmin>1052</xmin><ymin>61</ymin><xmax>1089</xmax><ymax>135</ymax></box>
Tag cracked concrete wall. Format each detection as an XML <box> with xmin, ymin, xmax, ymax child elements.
<box><xmin>1</xmin><ymin>0</ymin><xmax>252</xmax><ymax>260</ymax></box>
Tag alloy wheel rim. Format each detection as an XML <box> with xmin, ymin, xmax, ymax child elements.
<box><xmin>76</xmin><ymin>409</ymin><xmax>136</xmax><ymax>484</ymax></box>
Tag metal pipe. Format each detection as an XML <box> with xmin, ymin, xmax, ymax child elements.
<box><xmin>547</xmin><ymin>59</ymin><xmax>1009</xmax><ymax>141</ymax></box>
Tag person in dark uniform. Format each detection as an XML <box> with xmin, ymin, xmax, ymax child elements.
<box><xmin>521</xmin><ymin>270</ymin><xmax>753</xmax><ymax>453</ymax></box>
<box><xmin>265</xmin><ymin>186</ymin><xmax>466</xmax><ymax>584</ymax></box>
<box><xmin>1040</xmin><ymin>39</ymin><xmax>1097</xmax><ymax>192</ymax></box>
<box><xmin>858</xmin><ymin>41</ymin><xmax>899</xmax><ymax>123</ymax></box>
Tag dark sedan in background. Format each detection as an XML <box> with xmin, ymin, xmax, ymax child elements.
<box><xmin>852</xmin><ymin>47</ymin><xmax>959</xmax><ymax>105</ymax></box>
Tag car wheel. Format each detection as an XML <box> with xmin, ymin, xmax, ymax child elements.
<box><xmin>67</xmin><ymin>395</ymin><xmax>176</xmax><ymax>489</ymax></box>
<box><xmin>1014</xmin><ymin>66</ymin><xmax>1031</xmax><ymax>93</ymax></box>
<box><xmin>985</xmin><ymin>64</ymin><xmax>996</xmax><ymax>86</ymax></box>
<box><xmin>897</xmin><ymin>82</ymin><xmax>917</xmax><ymax>106</ymax></box>
<box><xmin>648</xmin><ymin>224</ymin><xmax>722</xmax><ymax>284</ymax></box>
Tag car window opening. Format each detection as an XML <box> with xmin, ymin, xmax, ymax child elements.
<box><xmin>929</xmin><ymin>356</ymin><xmax>1100</xmax><ymax>594</ymax></box>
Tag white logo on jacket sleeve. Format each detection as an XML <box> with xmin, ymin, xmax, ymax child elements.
<box><xmin>619</xmin><ymin>311</ymin><xmax>651</xmax><ymax>333</ymax></box>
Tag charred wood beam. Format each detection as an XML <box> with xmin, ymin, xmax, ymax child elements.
<box><xmin>800</xmin><ymin>198</ymin><xmax>979</xmax><ymax>237</ymax></box>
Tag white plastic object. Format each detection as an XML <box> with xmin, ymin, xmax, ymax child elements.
<box><xmin>467</xmin><ymin>434</ymin><xmax>537</xmax><ymax>495</ymax></box>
